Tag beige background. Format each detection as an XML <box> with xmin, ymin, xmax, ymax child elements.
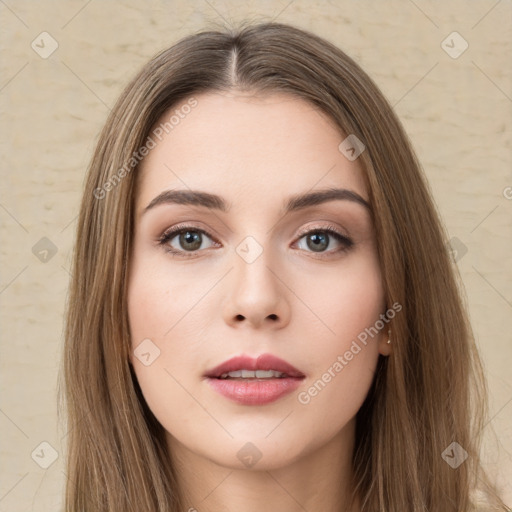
<box><xmin>1</xmin><ymin>0</ymin><xmax>511</xmax><ymax>510</ymax></box>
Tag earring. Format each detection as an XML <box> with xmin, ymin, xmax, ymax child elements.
<box><xmin>386</xmin><ymin>329</ymin><xmax>392</xmax><ymax>344</ymax></box>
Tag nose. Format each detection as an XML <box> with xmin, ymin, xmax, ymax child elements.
<box><xmin>222</xmin><ymin>246</ymin><xmax>291</xmax><ymax>330</ymax></box>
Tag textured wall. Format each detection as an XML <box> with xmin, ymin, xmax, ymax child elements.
<box><xmin>0</xmin><ymin>0</ymin><xmax>511</xmax><ymax>510</ymax></box>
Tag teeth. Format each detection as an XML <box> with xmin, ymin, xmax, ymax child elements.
<box><xmin>219</xmin><ymin>369</ymin><xmax>286</xmax><ymax>379</ymax></box>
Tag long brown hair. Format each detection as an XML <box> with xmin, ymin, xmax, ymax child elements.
<box><xmin>59</xmin><ymin>21</ymin><xmax>508</xmax><ymax>511</ymax></box>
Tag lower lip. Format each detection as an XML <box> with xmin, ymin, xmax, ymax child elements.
<box><xmin>206</xmin><ymin>377</ymin><xmax>304</xmax><ymax>405</ymax></box>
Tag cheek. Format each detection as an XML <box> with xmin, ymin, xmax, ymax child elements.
<box><xmin>126</xmin><ymin>245</ymin><xmax>221</xmax><ymax>395</ymax></box>
<box><xmin>127</xmin><ymin>249</ymin><xmax>210</xmax><ymax>350</ymax></box>
<box><xmin>295</xmin><ymin>246</ymin><xmax>384</xmax><ymax>351</ymax></box>
<box><xmin>127</xmin><ymin>260</ymin><xmax>211</xmax><ymax>434</ymax></box>
<box><xmin>291</xmin><ymin>250</ymin><xmax>384</xmax><ymax>419</ymax></box>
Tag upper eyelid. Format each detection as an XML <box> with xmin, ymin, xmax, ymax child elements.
<box><xmin>160</xmin><ymin>224</ymin><xmax>217</xmax><ymax>242</ymax></box>
<box><xmin>295</xmin><ymin>222</ymin><xmax>349</xmax><ymax>238</ymax></box>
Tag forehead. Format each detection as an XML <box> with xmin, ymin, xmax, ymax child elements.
<box><xmin>136</xmin><ymin>91</ymin><xmax>368</xmax><ymax>211</ymax></box>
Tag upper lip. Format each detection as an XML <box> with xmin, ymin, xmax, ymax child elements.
<box><xmin>205</xmin><ymin>353</ymin><xmax>305</xmax><ymax>378</ymax></box>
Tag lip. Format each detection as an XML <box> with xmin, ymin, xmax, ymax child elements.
<box><xmin>204</xmin><ymin>353</ymin><xmax>305</xmax><ymax>405</ymax></box>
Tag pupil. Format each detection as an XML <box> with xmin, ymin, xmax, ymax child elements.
<box><xmin>307</xmin><ymin>232</ymin><xmax>328</xmax><ymax>252</ymax></box>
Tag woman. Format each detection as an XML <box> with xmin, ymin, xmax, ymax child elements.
<box><xmin>60</xmin><ymin>21</ymin><xmax>509</xmax><ymax>511</ymax></box>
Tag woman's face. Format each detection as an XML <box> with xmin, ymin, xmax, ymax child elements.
<box><xmin>128</xmin><ymin>91</ymin><xmax>391</xmax><ymax>471</ymax></box>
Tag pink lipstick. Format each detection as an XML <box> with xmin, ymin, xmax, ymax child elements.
<box><xmin>204</xmin><ymin>353</ymin><xmax>305</xmax><ymax>405</ymax></box>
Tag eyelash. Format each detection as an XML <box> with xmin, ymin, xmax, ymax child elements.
<box><xmin>157</xmin><ymin>223</ymin><xmax>354</xmax><ymax>259</ymax></box>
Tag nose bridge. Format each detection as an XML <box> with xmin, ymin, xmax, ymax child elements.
<box><xmin>234</xmin><ymin>234</ymin><xmax>279</xmax><ymax>301</ymax></box>
<box><xmin>223</xmin><ymin>234</ymin><xmax>290</xmax><ymax>328</ymax></box>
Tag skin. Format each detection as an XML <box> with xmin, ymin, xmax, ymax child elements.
<box><xmin>127</xmin><ymin>91</ymin><xmax>392</xmax><ymax>512</ymax></box>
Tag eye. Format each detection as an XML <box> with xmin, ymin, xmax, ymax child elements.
<box><xmin>157</xmin><ymin>224</ymin><xmax>218</xmax><ymax>258</ymax></box>
<box><xmin>294</xmin><ymin>224</ymin><xmax>353</xmax><ymax>258</ymax></box>
<box><xmin>157</xmin><ymin>223</ymin><xmax>353</xmax><ymax>259</ymax></box>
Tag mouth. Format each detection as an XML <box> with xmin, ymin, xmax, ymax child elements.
<box><xmin>204</xmin><ymin>353</ymin><xmax>305</xmax><ymax>405</ymax></box>
<box><xmin>216</xmin><ymin>369</ymin><xmax>291</xmax><ymax>380</ymax></box>
<box><xmin>204</xmin><ymin>353</ymin><xmax>305</xmax><ymax>379</ymax></box>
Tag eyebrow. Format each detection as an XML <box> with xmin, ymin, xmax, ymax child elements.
<box><xmin>141</xmin><ymin>187</ymin><xmax>371</xmax><ymax>217</ymax></box>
